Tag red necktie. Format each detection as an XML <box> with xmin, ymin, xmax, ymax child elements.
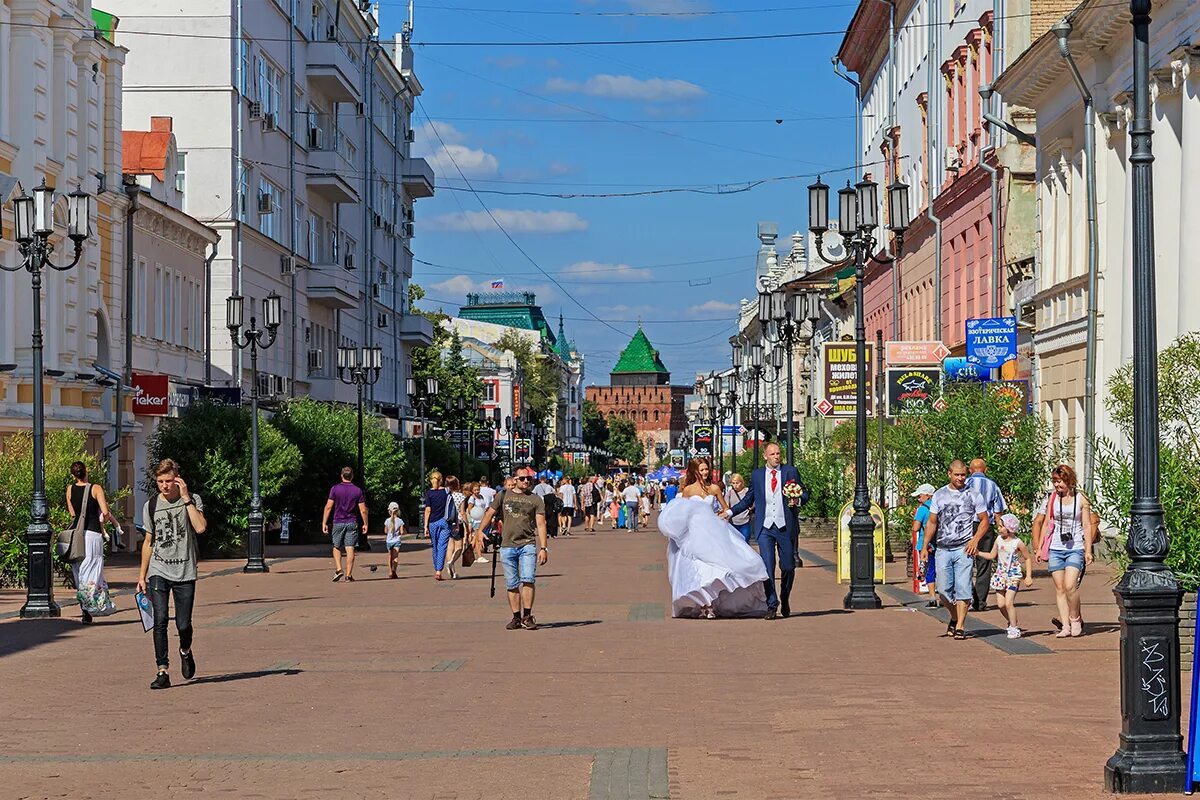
<box><xmin>770</xmin><ymin>469</ymin><xmax>778</xmax><ymax>492</ymax></box>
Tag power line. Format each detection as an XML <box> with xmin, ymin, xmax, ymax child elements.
<box><xmin>416</xmin><ymin>253</ymin><xmax>754</xmax><ymax>274</ymax></box>
<box><xmin>420</xmin><ymin>295</ymin><xmax>738</xmax><ymax>324</ymax></box>
<box><xmin>425</xmin><ymin>115</ymin><xmax>862</xmax><ymax>124</ymax></box>
<box><xmin>421</xmin><ymin>2</ymin><xmax>856</xmax><ymax>16</ymax></box>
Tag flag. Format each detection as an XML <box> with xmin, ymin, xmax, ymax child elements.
<box><xmin>490</xmin><ymin>278</ymin><xmax>505</xmax><ymax>289</ymax></box>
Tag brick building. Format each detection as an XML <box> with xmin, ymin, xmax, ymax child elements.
<box><xmin>586</xmin><ymin>328</ymin><xmax>689</xmax><ymax>468</ymax></box>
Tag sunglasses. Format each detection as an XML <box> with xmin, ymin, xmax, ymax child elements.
<box><xmin>516</xmin><ymin>476</ymin><xmax>533</xmax><ymax>482</ymax></box>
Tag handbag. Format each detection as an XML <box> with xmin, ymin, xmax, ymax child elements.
<box><xmin>461</xmin><ymin>537</ymin><xmax>476</xmax><ymax>568</ymax></box>
<box><xmin>56</xmin><ymin>483</ymin><xmax>91</xmax><ymax>562</ymax></box>
<box><xmin>1038</xmin><ymin>492</ymin><xmax>1056</xmax><ymax>562</ymax></box>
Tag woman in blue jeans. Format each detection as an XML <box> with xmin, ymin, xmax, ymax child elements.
<box><xmin>423</xmin><ymin>471</ymin><xmax>452</xmax><ymax>581</ymax></box>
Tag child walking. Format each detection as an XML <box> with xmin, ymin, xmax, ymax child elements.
<box><xmin>974</xmin><ymin>513</ymin><xmax>1033</xmax><ymax>638</ymax></box>
<box><xmin>384</xmin><ymin>502</ymin><xmax>407</xmax><ymax>579</ymax></box>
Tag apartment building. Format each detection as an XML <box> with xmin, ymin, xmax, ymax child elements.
<box><xmin>106</xmin><ymin>0</ymin><xmax>433</xmax><ymax>413</ymax></box>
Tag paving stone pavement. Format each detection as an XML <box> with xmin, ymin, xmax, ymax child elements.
<box><xmin>0</xmin><ymin>514</ymin><xmax>1186</xmax><ymax>799</ymax></box>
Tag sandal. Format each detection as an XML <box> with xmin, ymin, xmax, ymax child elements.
<box><xmin>1069</xmin><ymin>617</ymin><xmax>1083</xmax><ymax>637</ymax></box>
<box><xmin>945</xmin><ymin>622</ymin><xmax>955</xmax><ymax>637</ymax></box>
<box><xmin>953</xmin><ymin>628</ymin><xmax>968</xmax><ymax>640</ymax></box>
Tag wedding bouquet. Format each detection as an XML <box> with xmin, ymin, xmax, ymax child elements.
<box><xmin>782</xmin><ymin>480</ymin><xmax>804</xmax><ymax>508</ymax></box>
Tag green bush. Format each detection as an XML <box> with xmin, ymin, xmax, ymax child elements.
<box><xmin>272</xmin><ymin>398</ymin><xmax>408</xmax><ymax>541</ymax></box>
<box><xmin>145</xmin><ymin>401</ymin><xmax>301</xmax><ymax>557</ymax></box>
<box><xmin>724</xmin><ymin>431</ymin><xmax>850</xmax><ymax>520</ymax></box>
<box><xmin>1093</xmin><ymin>333</ymin><xmax>1200</xmax><ymax>590</ymax></box>
<box><xmin>0</xmin><ymin>429</ymin><xmax>127</xmax><ymax>587</ymax></box>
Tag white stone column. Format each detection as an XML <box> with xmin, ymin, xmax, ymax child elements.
<box><xmin>1175</xmin><ymin>54</ymin><xmax>1200</xmax><ymax>339</ymax></box>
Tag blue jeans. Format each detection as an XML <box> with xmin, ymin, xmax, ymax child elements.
<box><xmin>627</xmin><ymin>502</ymin><xmax>640</xmax><ymax>531</ymax></box>
<box><xmin>935</xmin><ymin>545</ymin><xmax>974</xmax><ymax>603</ymax></box>
<box><xmin>500</xmin><ymin>543</ymin><xmax>538</xmax><ymax>590</ymax></box>
<box><xmin>1048</xmin><ymin>548</ymin><xmax>1085</xmax><ymax>572</ymax></box>
<box><xmin>429</xmin><ymin>518</ymin><xmax>450</xmax><ymax>571</ymax></box>
<box><xmin>734</xmin><ymin>521</ymin><xmax>753</xmax><ymax>543</ymax></box>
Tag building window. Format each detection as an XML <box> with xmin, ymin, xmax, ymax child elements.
<box><xmin>135</xmin><ymin>259</ymin><xmax>147</xmax><ymax>336</ymax></box>
<box><xmin>484</xmin><ymin>381</ymin><xmax>496</xmax><ymax>402</ymax></box>
<box><xmin>154</xmin><ymin>266</ymin><xmax>164</xmax><ymax>339</ymax></box>
<box><xmin>175</xmin><ymin>152</ymin><xmax>186</xmax><ymax>209</ymax></box>
<box><xmin>173</xmin><ymin>274</ymin><xmax>182</xmax><ymax>344</ymax></box>
<box><xmin>238</xmin><ymin>163</ymin><xmax>251</xmax><ymax>222</ymax></box>
<box><xmin>293</xmin><ymin>200</ymin><xmax>304</xmax><ymax>253</ymax></box>
<box><xmin>258</xmin><ymin>57</ymin><xmax>282</xmax><ymax>117</ymax></box>
<box><xmin>239</xmin><ymin>38</ymin><xmax>251</xmax><ymax>96</ymax></box>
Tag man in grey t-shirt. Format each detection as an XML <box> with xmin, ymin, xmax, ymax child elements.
<box><xmin>137</xmin><ymin>458</ymin><xmax>207</xmax><ymax>690</ymax></box>
<box><xmin>918</xmin><ymin>460</ymin><xmax>988</xmax><ymax>639</ymax></box>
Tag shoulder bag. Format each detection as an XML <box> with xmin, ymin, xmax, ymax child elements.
<box><xmin>56</xmin><ymin>483</ymin><xmax>91</xmax><ymax>562</ymax></box>
<box><xmin>1038</xmin><ymin>492</ymin><xmax>1057</xmax><ymax>561</ymax></box>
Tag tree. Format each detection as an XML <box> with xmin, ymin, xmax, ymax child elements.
<box><xmin>0</xmin><ymin>429</ymin><xmax>128</xmax><ymax>587</ymax></box>
<box><xmin>271</xmin><ymin>398</ymin><xmax>409</xmax><ymax>540</ymax></box>
<box><xmin>1093</xmin><ymin>332</ymin><xmax>1200</xmax><ymax>590</ymax></box>
<box><xmin>495</xmin><ymin>329</ymin><xmax>562</xmax><ymax>426</ymax></box>
<box><xmin>605</xmin><ymin>414</ymin><xmax>645</xmax><ymax>466</ymax></box>
<box><xmin>408</xmin><ymin>284</ymin><xmax>484</xmax><ymax>431</ymax></box>
<box><xmin>146</xmin><ymin>402</ymin><xmax>302</xmax><ymax>557</ymax></box>
<box><xmin>582</xmin><ymin>399</ymin><xmax>609</xmax><ymax>447</ymax></box>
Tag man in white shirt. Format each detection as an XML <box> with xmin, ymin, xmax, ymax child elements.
<box><xmin>533</xmin><ymin>476</ymin><xmax>555</xmax><ymax>498</ymax></box>
<box><xmin>477</xmin><ymin>475</ymin><xmax>496</xmax><ymax>508</ymax></box>
<box><xmin>621</xmin><ymin>482</ymin><xmax>642</xmax><ymax>532</ymax></box>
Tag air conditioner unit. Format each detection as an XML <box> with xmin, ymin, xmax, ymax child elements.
<box><xmin>402</xmin><ymin>206</ymin><xmax>414</xmax><ymax>221</ymax></box>
<box><xmin>280</xmin><ymin>255</ymin><xmax>295</xmax><ymax>276</ymax></box>
<box><xmin>371</xmin><ymin>283</ymin><xmax>381</xmax><ymax>299</ymax></box>
<box><xmin>308</xmin><ymin>126</ymin><xmax>324</xmax><ymax>150</ymax></box>
<box><xmin>945</xmin><ymin>146</ymin><xmax>962</xmax><ymax>172</ymax></box>
<box><xmin>326</xmin><ymin>23</ymin><xmax>338</xmax><ymax>41</ymax></box>
<box><xmin>257</xmin><ymin>192</ymin><xmax>273</xmax><ymax>214</ymax></box>
<box><xmin>344</xmin><ymin>253</ymin><xmax>355</xmax><ymax>269</ymax></box>
<box><xmin>404</xmin><ymin>129</ymin><xmax>415</xmax><ymax>143</ymax></box>
<box><xmin>373</xmin><ymin>213</ymin><xmax>382</xmax><ymax>229</ymax></box>
<box><xmin>401</xmin><ymin>221</ymin><xmax>414</xmax><ymax>237</ymax></box>
<box><xmin>307</xmin><ymin>348</ymin><xmax>324</xmax><ymax>373</ymax></box>
<box><xmin>248</xmin><ymin>101</ymin><xmax>263</xmax><ymax>120</ymax></box>
<box><xmin>378</xmin><ymin>270</ymin><xmax>390</xmax><ymax>286</ymax></box>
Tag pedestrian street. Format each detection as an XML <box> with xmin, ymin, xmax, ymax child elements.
<box><xmin>0</xmin><ymin>521</ymin><xmax>1160</xmax><ymax>800</ymax></box>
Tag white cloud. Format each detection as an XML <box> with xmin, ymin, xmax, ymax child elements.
<box><xmin>562</xmin><ymin>261</ymin><xmax>651</xmax><ymax>280</ymax></box>
<box><xmin>414</xmin><ymin>122</ymin><xmax>500</xmax><ymax>177</ymax></box>
<box><xmin>687</xmin><ymin>299</ymin><xmax>739</xmax><ymax>315</ymax></box>
<box><xmin>545</xmin><ymin>74</ymin><xmax>706</xmax><ymax>102</ymax></box>
<box><xmin>485</xmin><ymin>55</ymin><xmax>527</xmax><ymax>70</ymax></box>
<box><xmin>426</xmin><ymin>209</ymin><xmax>589</xmax><ymax>234</ymax></box>
<box><xmin>430</xmin><ymin>274</ymin><xmax>480</xmax><ymax>296</ymax></box>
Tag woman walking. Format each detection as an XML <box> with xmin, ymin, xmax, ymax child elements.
<box><xmin>423</xmin><ymin>471</ymin><xmax>453</xmax><ymax>581</ymax></box>
<box><xmin>1031</xmin><ymin>464</ymin><xmax>1097</xmax><ymax>637</ymax></box>
<box><xmin>725</xmin><ymin>473</ymin><xmax>752</xmax><ymax>543</ymax></box>
<box><xmin>65</xmin><ymin>462</ymin><xmax>117</xmax><ymax>623</ymax></box>
<box><xmin>443</xmin><ymin>476</ymin><xmax>469</xmax><ymax>579</ymax></box>
<box><xmin>468</xmin><ymin>482</ymin><xmax>489</xmax><ymax>563</ymax></box>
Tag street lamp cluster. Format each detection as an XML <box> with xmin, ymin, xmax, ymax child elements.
<box><xmin>338</xmin><ymin>344</ymin><xmax>383</xmax><ymax>544</ymax></box>
<box><xmin>809</xmin><ymin>174</ymin><xmax>909</xmax><ymax>611</ymax></box>
<box><xmin>8</xmin><ymin>180</ymin><xmax>94</xmax><ymax>618</ymax></box>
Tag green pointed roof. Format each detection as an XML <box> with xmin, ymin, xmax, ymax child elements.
<box><xmin>554</xmin><ymin>314</ymin><xmax>575</xmax><ymax>360</ymax></box>
<box><xmin>612</xmin><ymin>327</ymin><xmax>668</xmax><ymax>374</ymax></box>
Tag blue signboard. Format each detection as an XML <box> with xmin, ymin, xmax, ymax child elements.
<box><xmin>965</xmin><ymin>316</ymin><xmax>1017</xmax><ymax>368</ymax></box>
<box><xmin>943</xmin><ymin>357</ymin><xmax>987</xmax><ymax>382</ymax></box>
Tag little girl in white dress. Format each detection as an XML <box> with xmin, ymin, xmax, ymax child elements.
<box><xmin>974</xmin><ymin>513</ymin><xmax>1033</xmax><ymax>638</ymax></box>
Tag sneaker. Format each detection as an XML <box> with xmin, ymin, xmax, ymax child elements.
<box><xmin>150</xmin><ymin>671</ymin><xmax>171</xmax><ymax>690</ymax></box>
<box><xmin>332</xmin><ymin>571</ymin><xmax>343</xmax><ymax>582</ymax></box>
<box><xmin>506</xmin><ymin>617</ymin><xmax>522</xmax><ymax>630</ymax></box>
<box><xmin>180</xmin><ymin>649</ymin><xmax>196</xmax><ymax>680</ymax></box>
<box><xmin>520</xmin><ymin>615</ymin><xmax>538</xmax><ymax>630</ymax></box>
<box><xmin>1006</xmin><ymin>626</ymin><xmax>1021</xmax><ymax>639</ymax></box>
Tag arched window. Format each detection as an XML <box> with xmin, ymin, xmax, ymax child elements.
<box><xmin>654</xmin><ymin>410</ymin><xmax>660</xmax><ymax>422</ymax></box>
<box><xmin>642</xmin><ymin>410</ymin><xmax>648</xmax><ymax>422</ymax></box>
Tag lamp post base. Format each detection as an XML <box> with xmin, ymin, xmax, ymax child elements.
<box><xmin>1103</xmin><ymin>569</ymin><xmax>1185</xmax><ymax>794</ymax></box>
<box><xmin>20</xmin><ymin>520</ymin><xmax>61</xmax><ymax>618</ymax></box>
<box><xmin>243</xmin><ymin>509</ymin><xmax>270</xmax><ymax>574</ymax></box>
<box><xmin>842</xmin><ymin>511</ymin><xmax>881</xmax><ymax>610</ymax></box>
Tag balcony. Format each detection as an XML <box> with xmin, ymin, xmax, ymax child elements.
<box><xmin>307</xmin><ymin>39</ymin><xmax>360</xmax><ymax>103</ymax></box>
<box><xmin>307</xmin><ymin>263</ymin><xmax>361</xmax><ymax>309</ymax></box>
<box><xmin>397</xmin><ymin>313</ymin><xmax>434</xmax><ymax>345</ymax></box>
<box><xmin>402</xmin><ymin>157</ymin><xmax>435</xmax><ymax>199</ymax></box>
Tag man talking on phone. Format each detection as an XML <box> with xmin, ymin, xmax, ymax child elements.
<box><xmin>137</xmin><ymin>459</ymin><xmax>207</xmax><ymax>690</ymax></box>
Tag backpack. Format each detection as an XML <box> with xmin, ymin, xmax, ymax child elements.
<box><xmin>444</xmin><ymin>489</ymin><xmax>460</xmax><ymax>525</ymax></box>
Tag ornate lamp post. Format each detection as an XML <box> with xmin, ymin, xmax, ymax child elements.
<box><xmin>227</xmin><ymin>290</ymin><xmax>282</xmax><ymax>574</ymax></box>
<box><xmin>705</xmin><ymin>381</ymin><xmax>720</xmax><ymax>465</ymax></box>
<box><xmin>6</xmin><ymin>181</ymin><xmax>93</xmax><ymax>617</ymax></box>
<box><xmin>449</xmin><ymin>395</ymin><xmax>480</xmax><ymax>477</ymax></box>
<box><xmin>1104</xmin><ymin>0</ymin><xmax>1187</xmax><ymax>791</ymax></box>
<box><xmin>759</xmin><ymin>284</ymin><xmax>807</xmax><ymax>465</ymax></box>
<box><xmin>337</xmin><ymin>344</ymin><xmax>383</xmax><ymax>494</ymax></box>
<box><xmin>407</xmin><ymin>376</ymin><xmax>439</xmax><ymax>499</ymax></box>
<box><xmin>730</xmin><ymin>342</ymin><xmax>744</xmax><ymax>469</ymax></box>
<box><xmin>745</xmin><ymin>343</ymin><xmax>765</xmax><ymax>469</ymax></box>
<box><xmin>809</xmin><ymin>174</ymin><xmax>910</xmax><ymax>610</ymax></box>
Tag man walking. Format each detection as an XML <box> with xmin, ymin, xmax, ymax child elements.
<box><xmin>322</xmin><ymin>466</ymin><xmax>368</xmax><ymax>582</ymax></box>
<box><xmin>622</xmin><ymin>480</ymin><xmax>642</xmax><ymax>532</ymax></box>
<box><xmin>136</xmin><ymin>459</ymin><xmax>207</xmax><ymax>690</ymax></box>
<box><xmin>966</xmin><ymin>458</ymin><xmax>1006</xmax><ymax>611</ymax></box>
<box><xmin>478</xmin><ymin>467</ymin><xmax>549</xmax><ymax>630</ymax></box>
<box><xmin>579</xmin><ymin>476</ymin><xmax>599</xmax><ymax>532</ymax></box>
<box><xmin>728</xmin><ymin>443</ymin><xmax>808</xmax><ymax>619</ymax></box>
<box><xmin>533</xmin><ymin>475</ymin><xmax>555</xmax><ymax>499</ymax></box>
<box><xmin>919</xmin><ymin>460</ymin><xmax>989</xmax><ymax>639</ymax></box>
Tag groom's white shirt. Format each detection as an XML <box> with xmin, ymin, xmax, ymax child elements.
<box><xmin>762</xmin><ymin>467</ymin><xmax>786</xmax><ymax>529</ymax></box>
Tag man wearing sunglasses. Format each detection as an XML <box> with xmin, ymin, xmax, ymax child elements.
<box><xmin>478</xmin><ymin>467</ymin><xmax>549</xmax><ymax>630</ymax></box>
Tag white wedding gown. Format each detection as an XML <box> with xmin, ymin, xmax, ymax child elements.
<box><xmin>658</xmin><ymin>494</ymin><xmax>769</xmax><ymax>618</ymax></box>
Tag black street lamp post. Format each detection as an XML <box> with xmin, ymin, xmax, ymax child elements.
<box><xmin>1104</xmin><ymin>0</ymin><xmax>1187</xmax><ymax>791</ymax></box>
<box><xmin>746</xmin><ymin>343</ymin><xmax>764</xmax><ymax>469</ymax></box>
<box><xmin>759</xmin><ymin>284</ymin><xmax>808</xmax><ymax>465</ymax></box>
<box><xmin>408</xmin><ymin>376</ymin><xmax>440</xmax><ymax>500</ymax></box>
<box><xmin>810</xmin><ymin>174</ymin><xmax>910</xmax><ymax>610</ymax></box>
<box><xmin>705</xmin><ymin>381</ymin><xmax>720</xmax><ymax>466</ymax></box>
<box><xmin>337</xmin><ymin>344</ymin><xmax>383</xmax><ymax>494</ymax></box>
<box><xmin>227</xmin><ymin>290</ymin><xmax>282</xmax><ymax>574</ymax></box>
<box><xmin>6</xmin><ymin>181</ymin><xmax>93</xmax><ymax>617</ymax></box>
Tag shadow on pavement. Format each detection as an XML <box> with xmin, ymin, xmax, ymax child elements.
<box><xmin>0</xmin><ymin>618</ymin><xmax>82</xmax><ymax>658</ymax></box>
<box><xmin>181</xmin><ymin>668</ymin><xmax>303</xmax><ymax>686</ymax></box>
<box><xmin>792</xmin><ymin>609</ymin><xmax>853</xmax><ymax>618</ymax></box>
<box><xmin>220</xmin><ymin>596</ymin><xmax>322</xmax><ymax>605</ymax></box>
<box><xmin>537</xmin><ymin>620</ymin><xmax>602</xmax><ymax>629</ymax></box>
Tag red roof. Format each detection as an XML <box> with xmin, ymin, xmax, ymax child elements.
<box><xmin>122</xmin><ymin>116</ymin><xmax>173</xmax><ymax>181</ymax></box>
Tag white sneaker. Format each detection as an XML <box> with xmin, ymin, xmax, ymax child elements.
<box><xmin>1007</xmin><ymin>626</ymin><xmax>1021</xmax><ymax>639</ymax></box>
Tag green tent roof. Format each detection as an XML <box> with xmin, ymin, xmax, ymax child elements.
<box><xmin>612</xmin><ymin>327</ymin><xmax>668</xmax><ymax>374</ymax></box>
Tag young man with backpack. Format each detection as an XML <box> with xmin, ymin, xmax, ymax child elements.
<box><xmin>137</xmin><ymin>459</ymin><xmax>207</xmax><ymax>690</ymax></box>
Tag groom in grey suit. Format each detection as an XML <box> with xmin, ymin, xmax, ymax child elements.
<box><xmin>728</xmin><ymin>442</ymin><xmax>808</xmax><ymax>619</ymax></box>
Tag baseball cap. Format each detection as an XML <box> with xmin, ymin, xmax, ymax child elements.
<box><xmin>1000</xmin><ymin>513</ymin><xmax>1020</xmax><ymax>533</ymax></box>
<box><xmin>387</xmin><ymin>501</ymin><xmax>400</xmax><ymax>513</ymax></box>
<box><xmin>910</xmin><ymin>483</ymin><xmax>936</xmax><ymax>497</ymax></box>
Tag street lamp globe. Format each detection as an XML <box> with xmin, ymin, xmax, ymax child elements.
<box><xmin>807</xmin><ymin>176</ymin><xmax>829</xmax><ymax>234</ymax></box>
<box><xmin>750</xmin><ymin>343</ymin><xmax>763</xmax><ymax>367</ymax></box>
<box><xmin>67</xmin><ymin>186</ymin><xmax>92</xmax><ymax>241</ymax></box>
<box><xmin>855</xmin><ymin>177</ymin><xmax>879</xmax><ymax>231</ymax></box>
<box><xmin>838</xmin><ymin>181</ymin><xmax>858</xmax><ymax>233</ymax></box>
<box><xmin>12</xmin><ymin>191</ymin><xmax>34</xmax><ymax>243</ymax></box>
<box><xmin>226</xmin><ymin>294</ymin><xmax>245</xmax><ymax>332</ymax></box>
<box><xmin>338</xmin><ymin>345</ymin><xmax>357</xmax><ymax>371</ymax></box>
<box><xmin>888</xmin><ymin>179</ymin><xmax>911</xmax><ymax>235</ymax></box>
<box><xmin>32</xmin><ymin>180</ymin><xmax>53</xmax><ymax>236</ymax></box>
<box><xmin>427</xmin><ymin>377</ymin><xmax>439</xmax><ymax>396</ymax></box>
<box><xmin>757</xmin><ymin>287</ymin><xmax>772</xmax><ymax>326</ymax></box>
<box><xmin>406</xmin><ymin>377</ymin><xmax>416</xmax><ymax>398</ymax></box>
<box><xmin>263</xmin><ymin>292</ymin><xmax>282</xmax><ymax>330</ymax></box>
<box><xmin>731</xmin><ymin>341</ymin><xmax>743</xmax><ymax>368</ymax></box>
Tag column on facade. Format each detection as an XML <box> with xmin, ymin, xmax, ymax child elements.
<box><xmin>917</xmin><ymin>92</ymin><xmax>930</xmax><ymax>208</ymax></box>
<box><xmin>1172</xmin><ymin>52</ymin><xmax>1198</xmax><ymax>341</ymax></box>
<box><xmin>1150</xmin><ymin>71</ymin><xmax>1183</xmax><ymax>339</ymax></box>
<box><xmin>942</xmin><ymin>60</ymin><xmax>956</xmax><ymax>178</ymax></box>
<box><xmin>967</xmin><ymin>30</ymin><xmax>983</xmax><ymax>163</ymax></box>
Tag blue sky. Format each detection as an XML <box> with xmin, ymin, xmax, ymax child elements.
<box><xmin>380</xmin><ymin>0</ymin><xmax>861</xmax><ymax>385</ymax></box>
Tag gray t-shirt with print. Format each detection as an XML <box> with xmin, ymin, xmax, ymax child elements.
<box><xmin>928</xmin><ymin>485</ymin><xmax>986</xmax><ymax>549</ymax></box>
<box><xmin>143</xmin><ymin>493</ymin><xmax>204</xmax><ymax>582</ymax></box>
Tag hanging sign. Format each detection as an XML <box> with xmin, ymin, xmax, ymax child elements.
<box><xmin>943</xmin><ymin>356</ymin><xmax>988</xmax><ymax>382</ymax></box>
<box><xmin>691</xmin><ymin>424</ymin><xmax>713</xmax><ymax>457</ymax></box>
<box><xmin>474</xmin><ymin>429</ymin><xmax>494</xmax><ymax>461</ymax></box>
<box><xmin>822</xmin><ymin>342</ymin><xmax>874</xmax><ymax>417</ymax></box>
<box><xmin>885</xmin><ymin>340</ymin><xmax>950</xmax><ymax>365</ymax></box>
<box><xmin>885</xmin><ymin>367</ymin><xmax>942</xmax><ymax>417</ymax></box>
<box><xmin>513</xmin><ymin>438</ymin><xmax>532</xmax><ymax>462</ymax></box>
<box><xmin>131</xmin><ymin>374</ymin><xmax>170</xmax><ymax>416</ymax></box>
<box><xmin>965</xmin><ymin>316</ymin><xmax>1017</xmax><ymax>368</ymax></box>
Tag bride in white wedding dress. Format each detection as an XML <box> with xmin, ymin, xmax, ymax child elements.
<box><xmin>657</xmin><ymin>458</ymin><xmax>769</xmax><ymax>619</ymax></box>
